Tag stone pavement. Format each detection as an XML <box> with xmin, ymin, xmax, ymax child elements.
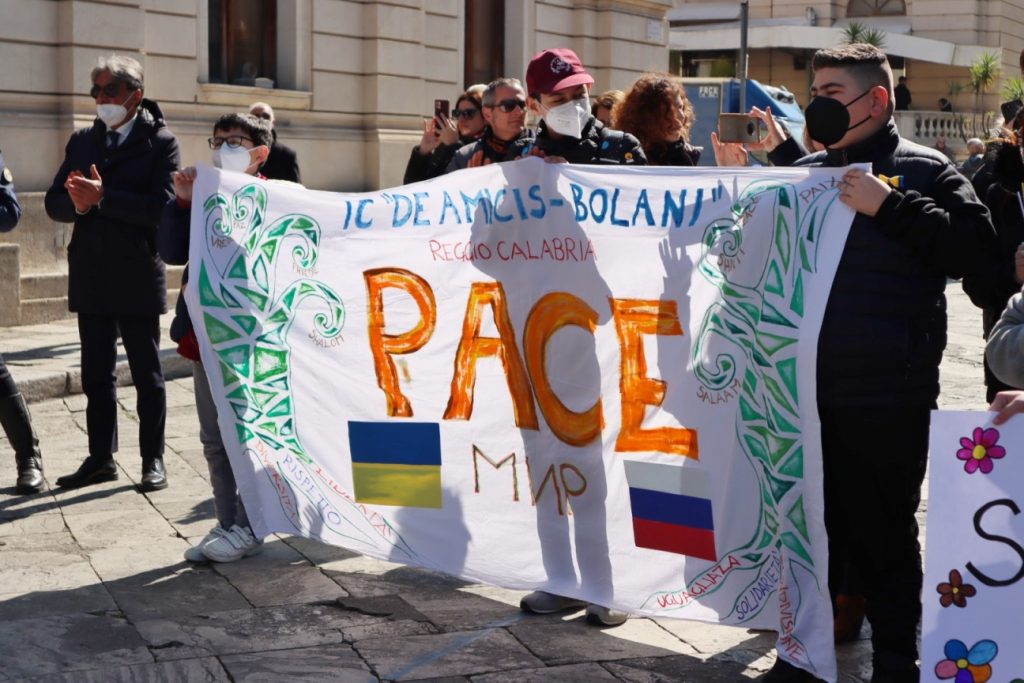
<box><xmin>0</xmin><ymin>288</ymin><xmax>991</xmax><ymax>682</ymax></box>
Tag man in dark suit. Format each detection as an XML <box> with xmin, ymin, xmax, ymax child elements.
<box><xmin>249</xmin><ymin>102</ymin><xmax>301</xmax><ymax>183</ymax></box>
<box><xmin>45</xmin><ymin>55</ymin><xmax>179</xmax><ymax>492</ymax></box>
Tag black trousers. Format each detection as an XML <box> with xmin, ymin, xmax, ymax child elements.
<box><xmin>0</xmin><ymin>352</ymin><xmax>18</xmax><ymax>399</ymax></box>
<box><xmin>78</xmin><ymin>313</ymin><xmax>165</xmax><ymax>461</ymax></box>
<box><xmin>820</xmin><ymin>405</ymin><xmax>930</xmax><ymax>677</ymax></box>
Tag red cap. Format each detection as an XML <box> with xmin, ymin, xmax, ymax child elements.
<box><xmin>526</xmin><ymin>48</ymin><xmax>594</xmax><ymax>96</ymax></box>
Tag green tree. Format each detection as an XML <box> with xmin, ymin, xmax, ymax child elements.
<box><xmin>968</xmin><ymin>52</ymin><xmax>1001</xmax><ymax>136</ymax></box>
<box><xmin>841</xmin><ymin>22</ymin><xmax>887</xmax><ymax>49</ymax></box>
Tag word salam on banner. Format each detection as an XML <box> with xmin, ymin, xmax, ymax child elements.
<box><xmin>923</xmin><ymin>413</ymin><xmax>1024</xmax><ymax>683</ymax></box>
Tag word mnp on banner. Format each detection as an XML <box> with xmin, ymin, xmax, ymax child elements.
<box><xmin>924</xmin><ymin>412</ymin><xmax>1024</xmax><ymax>683</ymax></box>
<box><xmin>186</xmin><ymin>158</ymin><xmax>856</xmax><ymax>681</ymax></box>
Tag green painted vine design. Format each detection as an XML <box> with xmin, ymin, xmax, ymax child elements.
<box><xmin>196</xmin><ymin>181</ymin><xmax>416</xmax><ymax>557</ymax></box>
<box><xmin>646</xmin><ymin>177</ymin><xmax>841</xmax><ymax>630</ymax></box>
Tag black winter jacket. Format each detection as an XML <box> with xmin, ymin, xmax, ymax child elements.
<box><xmin>45</xmin><ymin>99</ymin><xmax>179</xmax><ymax>316</ymax></box>
<box><xmin>512</xmin><ymin>118</ymin><xmax>647</xmax><ymax>166</ymax></box>
<box><xmin>262</xmin><ymin>131</ymin><xmax>301</xmax><ymax>183</ymax></box>
<box><xmin>774</xmin><ymin>120</ymin><xmax>995</xmax><ymax>407</ymax></box>
<box><xmin>645</xmin><ymin>138</ymin><xmax>701</xmax><ymax>166</ymax></box>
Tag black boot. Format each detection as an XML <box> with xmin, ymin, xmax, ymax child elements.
<box><xmin>0</xmin><ymin>393</ymin><xmax>43</xmax><ymax>494</ymax></box>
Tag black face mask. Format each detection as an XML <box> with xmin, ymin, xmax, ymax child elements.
<box><xmin>804</xmin><ymin>89</ymin><xmax>873</xmax><ymax>148</ymax></box>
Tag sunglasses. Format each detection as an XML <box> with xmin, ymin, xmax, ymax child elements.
<box><xmin>452</xmin><ymin>108</ymin><xmax>480</xmax><ymax>119</ymax></box>
<box><xmin>89</xmin><ymin>82</ymin><xmax>127</xmax><ymax>99</ymax></box>
<box><xmin>491</xmin><ymin>99</ymin><xmax>526</xmax><ymax>113</ymax></box>
<box><xmin>208</xmin><ymin>135</ymin><xmax>254</xmax><ymax>149</ymax></box>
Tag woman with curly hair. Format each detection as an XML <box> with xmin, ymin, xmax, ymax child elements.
<box><xmin>614</xmin><ymin>74</ymin><xmax>700</xmax><ymax>166</ymax></box>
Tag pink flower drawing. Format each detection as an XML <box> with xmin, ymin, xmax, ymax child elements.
<box><xmin>956</xmin><ymin>428</ymin><xmax>1006</xmax><ymax>475</ymax></box>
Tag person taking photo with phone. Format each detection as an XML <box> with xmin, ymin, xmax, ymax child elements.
<box><xmin>404</xmin><ymin>90</ymin><xmax>485</xmax><ymax>183</ymax></box>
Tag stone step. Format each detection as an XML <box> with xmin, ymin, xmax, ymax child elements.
<box><xmin>20</xmin><ymin>272</ymin><xmax>67</xmax><ymax>300</ymax></box>
<box><xmin>19</xmin><ymin>296</ymin><xmax>73</xmax><ymax>326</ymax></box>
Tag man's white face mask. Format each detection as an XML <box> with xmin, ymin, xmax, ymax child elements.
<box><xmin>96</xmin><ymin>93</ymin><xmax>134</xmax><ymax>129</ymax></box>
<box><xmin>543</xmin><ymin>94</ymin><xmax>590</xmax><ymax>138</ymax></box>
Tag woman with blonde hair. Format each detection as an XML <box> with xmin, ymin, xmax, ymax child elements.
<box><xmin>614</xmin><ymin>74</ymin><xmax>699</xmax><ymax>166</ymax></box>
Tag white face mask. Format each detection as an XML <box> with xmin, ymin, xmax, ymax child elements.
<box><xmin>543</xmin><ymin>95</ymin><xmax>591</xmax><ymax>138</ymax></box>
<box><xmin>213</xmin><ymin>145</ymin><xmax>254</xmax><ymax>173</ymax></box>
<box><xmin>96</xmin><ymin>94</ymin><xmax>134</xmax><ymax>129</ymax></box>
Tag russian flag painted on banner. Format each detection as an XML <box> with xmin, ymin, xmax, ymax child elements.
<box><xmin>624</xmin><ymin>460</ymin><xmax>717</xmax><ymax>561</ymax></box>
<box><xmin>348</xmin><ymin>421</ymin><xmax>442</xmax><ymax>508</ymax></box>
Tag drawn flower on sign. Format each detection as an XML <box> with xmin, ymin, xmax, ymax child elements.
<box><xmin>937</xmin><ymin>569</ymin><xmax>976</xmax><ymax>608</ymax></box>
<box><xmin>935</xmin><ymin>638</ymin><xmax>998</xmax><ymax>682</ymax></box>
<box><xmin>956</xmin><ymin>427</ymin><xmax>1006</xmax><ymax>474</ymax></box>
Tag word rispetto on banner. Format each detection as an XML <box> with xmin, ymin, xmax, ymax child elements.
<box><xmin>923</xmin><ymin>412</ymin><xmax>1024</xmax><ymax>683</ymax></box>
<box><xmin>186</xmin><ymin>158</ymin><xmax>857</xmax><ymax>681</ymax></box>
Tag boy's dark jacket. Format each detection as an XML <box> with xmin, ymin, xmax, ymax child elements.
<box><xmin>770</xmin><ymin>120</ymin><xmax>995</xmax><ymax>407</ymax></box>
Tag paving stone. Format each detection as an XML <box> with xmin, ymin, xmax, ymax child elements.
<box><xmin>61</xmin><ymin>508</ymin><xmax>179</xmax><ymax>549</ymax></box>
<box><xmin>0</xmin><ymin>549</ymin><xmax>98</xmax><ymax>595</ymax></box>
<box><xmin>355</xmin><ymin>628</ymin><xmax>543</xmax><ymax>681</ymax></box>
<box><xmin>136</xmin><ymin>602</ymin><xmax>381</xmax><ymax>660</ymax></box>
<box><xmin>104</xmin><ymin>564</ymin><xmax>252</xmax><ymax>622</ymax></box>
<box><xmin>0</xmin><ymin>508</ymin><xmax>66</xmax><ymax>533</ymax></box>
<box><xmin>211</xmin><ymin>540</ymin><xmax>348</xmax><ymax>607</ymax></box>
<box><xmin>336</xmin><ymin>595</ymin><xmax>431</xmax><ymax>622</ymax></box>
<box><xmin>506</xmin><ymin>617</ymin><xmax>699</xmax><ymax>666</ymax></box>
<box><xmin>0</xmin><ymin>584</ymin><xmax>118</xmax><ymax>621</ymax></box>
<box><xmin>89</xmin><ymin>540</ymin><xmax>195</xmax><ymax>581</ymax></box>
<box><xmin>471</xmin><ymin>662</ymin><xmax>618</xmax><ymax>682</ymax></box>
<box><xmin>0</xmin><ymin>489</ymin><xmax>60</xmax><ymax>519</ymax></box>
<box><xmin>0</xmin><ymin>528</ymin><xmax>74</xmax><ymax>551</ymax></box>
<box><xmin>148</xmin><ymin>499</ymin><xmax>217</xmax><ymax>539</ymax></box>
<box><xmin>220</xmin><ymin>644</ymin><xmax>377</xmax><ymax>682</ymax></box>
<box><xmin>399</xmin><ymin>593</ymin><xmax>526</xmax><ymax>632</ymax></box>
<box><xmin>283</xmin><ymin>534</ymin><xmax>363</xmax><ymax>564</ymax></box>
<box><xmin>0</xmin><ymin>612</ymin><xmax>152</xmax><ymax>678</ymax></box>
<box><xmin>654</xmin><ymin>619</ymin><xmax>777</xmax><ymax>657</ymax></box>
<box><xmin>343</xmin><ymin>618</ymin><xmax>439</xmax><ymax>642</ymax></box>
<box><xmin>50</xmin><ymin>482</ymin><xmax>147</xmax><ymax>514</ymax></box>
<box><xmin>29</xmin><ymin>656</ymin><xmax>231</xmax><ymax>682</ymax></box>
<box><xmin>605</xmin><ymin>655</ymin><xmax>761</xmax><ymax>682</ymax></box>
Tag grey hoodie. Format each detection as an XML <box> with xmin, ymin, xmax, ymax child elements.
<box><xmin>986</xmin><ymin>287</ymin><xmax>1024</xmax><ymax>387</ymax></box>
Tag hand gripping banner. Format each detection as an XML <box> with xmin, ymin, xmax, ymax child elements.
<box><xmin>186</xmin><ymin>158</ymin><xmax>856</xmax><ymax>681</ymax></box>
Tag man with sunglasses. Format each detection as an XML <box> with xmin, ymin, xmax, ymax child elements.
<box><xmin>158</xmin><ymin>113</ymin><xmax>273</xmax><ymax>563</ymax></box>
<box><xmin>248</xmin><ymin>102</ymin><xmax>301</xmax><ymax>184</ymax></box>
<box><xmin>45</xmin><ymin>55</ymin><xmax>179</xmax><ymax>492</ymax></box>
<box><xmin>446</xmin><ymin>78</ymin><xmax>535</xmax><ymax>172</ymax></box>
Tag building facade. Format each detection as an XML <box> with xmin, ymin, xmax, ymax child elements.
<box><xmin>0</xmin><ymin>0</ymin><xmax>673</xmax><ymax>194</ymax></box>
<box><xmin>669</xmin><ymin>0</ymin><xmax>1024</xmax><ymax>117</ymax></box>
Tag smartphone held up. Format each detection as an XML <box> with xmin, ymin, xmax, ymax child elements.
<box><xmin>717</xmin><ymin>113</ymin><xmax>765</xmax><ymax>144</ymax></box>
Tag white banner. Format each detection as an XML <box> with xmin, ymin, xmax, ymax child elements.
<box><xmin>924</xmin><ymin>411</ymin><xmax>1024</xmax><ymax>682</ymax></box>
<box><xmin>187</xmin><ymin>158</ymin><xmax>856</xmax><ymax>681</ymax></box>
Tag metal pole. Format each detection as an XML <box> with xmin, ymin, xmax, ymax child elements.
<box><xmin>739</xmin><ymin>0</ymin><xmax>749</xmax><ymax>113</ymax></box>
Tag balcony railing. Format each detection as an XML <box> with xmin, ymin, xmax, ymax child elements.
<box><xmin>894</xmin><ymin>110</ymin><xmax>1001</xmax><ymax>159</ymax></box>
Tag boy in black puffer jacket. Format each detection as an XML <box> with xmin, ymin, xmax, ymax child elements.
<box><xmin>759</xmin><ymin>44</ymin><xmax>996</xmax><ymax>683</ymax></box>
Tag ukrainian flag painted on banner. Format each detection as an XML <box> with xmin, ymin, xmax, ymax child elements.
<box><xmin>348</xmin><ymin>421</ymin><xmax>443</xmax><ymax>508</ymax></box>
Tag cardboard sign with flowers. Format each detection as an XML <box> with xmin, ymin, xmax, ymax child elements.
<box><xmin>923</xmin><ymin>413</ymin><xmax>1024</xmax><ymax>683</ymax></box>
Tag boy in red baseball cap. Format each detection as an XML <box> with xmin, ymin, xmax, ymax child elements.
<box><xmin>513</xmin><ymin>48</ymin><xmax>646</xmax><ymax>165</ymax></box>
<box><xmin>515</xmin><ymin>49</ymin><xmax>642</xmax><ymax>630</ymax></box>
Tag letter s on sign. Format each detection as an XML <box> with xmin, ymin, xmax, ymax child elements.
<box><xmin>965</xmin><ymin>498</ymin><xmax>1024</xmax><ymax>588</ymax></box>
